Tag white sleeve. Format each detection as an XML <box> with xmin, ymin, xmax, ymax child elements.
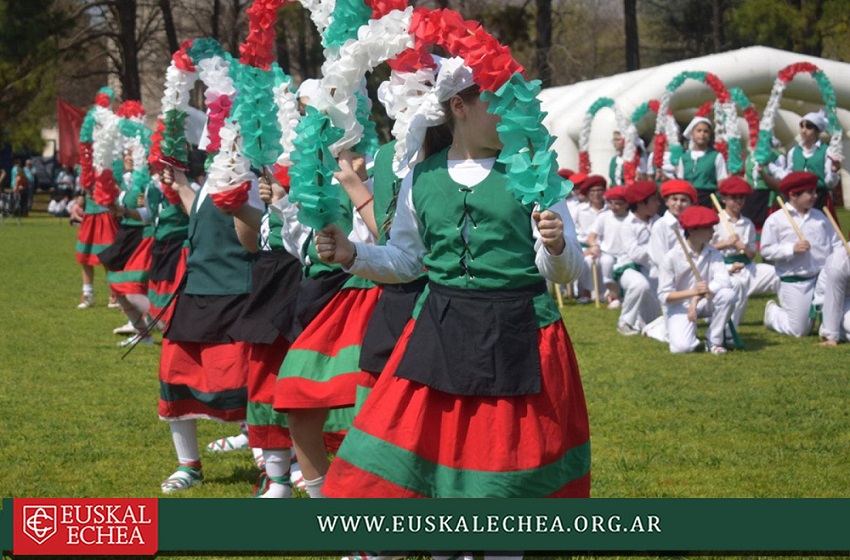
<box><xmin>534</xmin><ymin>199</ymin><xmax>584</xmax><ymax>285</ymax></box>
<box><xmin>657</xmin><ymin>253</ymin><xmax>676</xmax><ymax>305</ymax></box>
<box><xmin>760</xmin><ymin>217</ymin><xmax>795</xmax><ymax>262</ymax></box>
<box><xmin>648</xmin><ymin>221</ymin><xmax>667</xmax><ymax>268</ymax></box>
<box><xmin>347</xmin><ymin>173</ymin><xmax>427</xmax><ymax>283</ymax></box>
<box><xmin>823</xmin><ymin>156</ymin><xmax>840</xmax><ymax>188</ymax></box>
<box><xmin>348</xmin><ymin>176</ymin><xmax>377</xmax><ymax>245</ymax></box>
<box><xmin>715</xmin><ymin>153</ymin><xmax>728</xmax><ymax>180</ymax></box>
<box><xmin>708</xmin><ymin>253</ymin><xmax>733</xmax><ymax>293</ymax></box>
<box><xmin>269</xmin><ymin>194</ymin><xmax>311</xmax><ymax>263</ymax></box>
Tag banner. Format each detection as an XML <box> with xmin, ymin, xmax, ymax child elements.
<box><xmin>2</xmin><ymin>498</ymin><xmax>849</xmax><ymax>555</ymax></box>
<box><xmin>56</xmin><ymin>98</ymin><xmax>88</xmax><ymax>168</ymax></box>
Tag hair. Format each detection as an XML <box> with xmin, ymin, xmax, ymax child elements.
<box><xmin>439</xmin><ymin>84</ymin><xmax>482</xmax><ymax>132</ymax></box>
<box><xmin>422</xmin><ymin>123</ymin><xmax>453</xmax><ymax>159</ymax></box>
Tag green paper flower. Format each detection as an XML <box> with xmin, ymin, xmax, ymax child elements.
<box><xmin>323</xmin><ymin>0</ymin><xmax>373</xmax><ymax>48</ymax></box>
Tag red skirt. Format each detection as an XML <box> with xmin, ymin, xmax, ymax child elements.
<box><xmin>247</xmin><ymin>337</ymin><xmax>293</xmax><ymax>449</ymax></box>
<box><xmin>158</xmin><ymin>338</ymin><xmax>250</xmax><ymax>422</ymax></box>
<box><xmin>108</xmin><ymin>235</ymin><xmax>153</xmax><ymax>296</ymax></box>
<box><xmin>274</xmin><ymin>286</ymin><xmax>382</xmax><ymax>411</ymax></box>
<box><xmin>149</xmin><ymin>245</ymin><xmax>188</xmax><ymax>327</ymax></box>
<box><xmin>75</xmin><ymin>212</ymin><xmax>118</xmax><ymax>266</ymax></box>
<box><xmin>323</xmin><ymin>319</ymin><xmax>591</xmax><ymax>498</ymax></box>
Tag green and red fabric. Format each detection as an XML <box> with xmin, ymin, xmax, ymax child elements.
<box><xmin>247</xmin><ymin>335</ymin><xmax>293</xmax><ymax>449</ymax></box>
<box><xmin>274</xmin><ymin>284</ymin><xmax>383</xmax><ymax>410</ymax></box>
<box><xmin>158</xmin><ymin>338</ymin><xmax>251</xmax><ymax>422</ymax></box>
<box><xmin>323</xmin><ymin>318</ymin><xmax>591</xmax><ymax>498</ymax></box>
<box><xmin>107</xmin><ymin>234</ymin><xmax>153</xmax><ymax>296</ymax></box>
<box><xmin>148</xmin><ymin>243</ymin><xmax>188</xmax><ymax>326</ymax></box>
<box><xmin>75</xmin><ymin>210</ymin><xmax>118</xmax><ymax>265</ymax></box>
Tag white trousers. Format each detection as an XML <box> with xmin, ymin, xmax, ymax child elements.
<box><xmin>664</xmin><ymin>287</ymin><xmax>737</xmax><ymax>353</ymax></box>
<box><xmin>578</xmin><ymin>253</ymin><xmax>615</xmax><ymax>295</ymax></box>
<box><xmin>617</xmin><ymin>268</ymin><xmax>660</xmax><ymax>330</ymax></box>
<box><xmin>728</xmin><ymin>262</ymin><xmax>780</xmax><ymax>326</ymax></box>
<box><xmin>819</xmin><ymin>262</ymin><xmax>850</xmax><ymax>342</ymax></box>
<box><xmin>764</xmin><ymin>277</ymin><xmax>817</xmax><ymax>337</ymax></box>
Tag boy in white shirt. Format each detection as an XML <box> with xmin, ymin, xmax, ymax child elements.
<box><xmin>762</xmin><ymin>171</ymin><xmax>841</xmax><ymax>337</ymax></box>
<box><xmin>615</xmin><ymin>181</ymin><xmax>662</xmax><ymax>335</ymax></box>
<box><xmin>658</xmin><ymin>206</ymin><xmax>737</xmax><ymax>354</ymax></box>
<box><xmin>818</xmin><ymin>244</ymin><xmax>850</xmax><ymax>346</ymax></box>
<box><xmin>587</xmin><ymin>186</ymin><xmax>629</xmax><ymax>309</ymax></box>
<box><xmin>649</xmin><ymin>179</ymin><xmax>697</xmax><ymax>277</ymax></box>
<box><xmin>573</xmin><ymin>174</ymin><xmax>608</xmax><ymax>303</ymax></box>
<box><xmin>711</xmin><ymin>176</ymin><xmax>779</xmax><ymax>327</ymax></box>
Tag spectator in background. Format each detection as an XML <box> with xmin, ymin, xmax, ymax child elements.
<box><xmin>48</xmin><ymin>193</ymin><xmax>71</xmax><ymax>217</ymax></box>
<box><xmin>24</xmin><ymin>159</ymin><xmax>36</xmax><ymax>211</ymax></box>
<box><xmin>56</xmin><ymin>165</ymin><xmax>75</xmax><ymax>197</ymax></box>
<box><xmin>11</xmin><ymin>160</ymin><xmax>29</xmax><ymax>217</ymax></box>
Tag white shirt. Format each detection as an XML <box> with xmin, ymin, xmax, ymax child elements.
<box><xmin>711</xmin><ymin>211</ymin><xmax>757</xmax><ymax>257</ymax></box>
<box><xmin>649</xmin><ymin>211</ymin><xmax>682</xmax><ymax>274</ymax></box>
<box><xmin>591</xmin><ymin>210</ymin><xmax>628</xmax><ymax>257</ymax></box>
<box><xmin>616</xmin><ymin>212</ymin><xmax>658</xmax><ymax>270</ymax></box>
<box><xmin>348</xmin><ymin>157</ymin><xmax>584</xmax><ymax>286</ymax></box>
<box><xmin>760</xmin><ymin>205</ymin><xmax>840</xmax><ymax>278</ymax></box>
<box><xmin>658</xmin><ymin>243</ymin><xmax>732</xmax><ymax>306</ymax></box>
<box><xmin>574</xmin><ymin>202</ymin><xmax>608</xmax><ymax>244</ymax></box>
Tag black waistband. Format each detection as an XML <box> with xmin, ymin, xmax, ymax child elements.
<box><xmin>381</xmin><ymin>276</ymin><xmax>429</xmax><ymax>294</ymax></box>
<box><xmin>428</xmin><ymin>280</ymin><xmax>546</xmax><ymax>301</ymax></box>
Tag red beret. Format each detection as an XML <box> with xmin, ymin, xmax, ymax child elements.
<box><xmin>604</xmin><ymin>185</ymin><xmax>627</xmax><ymax>201</ymax></box>
<box><xmin>557</xmin><ymin>168</ymin><xmax>575</xmax><ymax>180</ymax></box>
<box><xmin>718</xmin><ymin>176</ymin><xmax>753</xmax><ymax>197</ymax></box>
<box><xmin>678</xmin><ymin>206</ymin><xmax>719</xmax><ymax>230</ymax></box>
<box><xmin>625</xmin><ymin>181</ymin><xmax>658</xmax><ymax>204</ymax></box>
<box><xmin>778</xmin><ymin>171</ymin><xmax>818</xmax><ymax>197</ymax></box>
<box><xmin>577</xmin><ymin>174</ymin><xmax>607</xmax><ymax>195</ymax></box>
<box><xmin>660</xmin><ymin>179</ymin><xmax>697</xmax><ymax>203</ymax></box>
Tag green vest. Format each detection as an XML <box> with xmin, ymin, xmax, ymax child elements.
<box><xmin>142</xmin><ymin>185</ymin><xmax>162</xmax><ymax>237</ymax></box>
<box><xmin>682</xmin><ymin>149</ymin><xmax>720</xmax><ymax>191</ymax></box>
<box><xmin>267</xmin><ymin>208</ymin><xmax>284</xmax><ymax>251</ymax></box>
<box><xmin>83</xmin><ymin>193</ymin><xmax>108</xmax><ymax>215</ymax></box>
<box><xmin>608</xmin><ymin>156</ymin><xmax>620</xmax><ymax>186</ymax></box>
<box><xmin>184</xmin><ymin>193</ymin><xmax>254</xmax><ymax>295</ymax></box>
<box><xmin>154</xmin><ymin>195</ymin><xmax>189</xmax><ymax>242</ymax></box>
<box><xmin>745</xmin><ymin>150</ymin><xmax>779</xmax><ymax>191</ymax></box>
<box><xmin>120</xmin><ymin>179</ymin><xmax>146</xmax><ymax>228</ymax></box>
<box><xmin>791</xmin><ymin>143</ymin><xmax>828</xmax><ymax>189</ymax></box>
<box><xmin>372</xmin><ymin>140</ymin><xmax>401</xmax><ymax>247</ymax></box>
<box><xmin>412</xmin><ymin>149</ymin><xmax>543</xmax><ymax>290</ymax></box>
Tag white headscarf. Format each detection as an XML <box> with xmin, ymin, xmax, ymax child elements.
<box><xmin>801</xmin><ymin>109</ymin><xmax>828</xmax><ymax>132</ymax></box>
<box><xmin>683</xmin><ymin>116</ymin><xmax>712</xmax><ymax>140</ymax></box>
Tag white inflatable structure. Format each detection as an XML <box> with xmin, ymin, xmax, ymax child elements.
<box><xmin>540</xmin><ymin>45</ymin><xmax>850</xmax><ymax>204</ymax></box>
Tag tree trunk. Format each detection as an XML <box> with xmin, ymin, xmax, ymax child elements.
<box><xmin>229</xmin><ymin>0</ymin><xmax>242</xmax><ymax>58</ymax></box>
<box><xmin>276</xmin><ymin>16</ymin><xmax>290</xmax><ymax>74</ymax></box>
<box><xmin>534</xmin><ymin>0</ymin><xmax>552</xmax><ymax>88</ymax></box>
<box><xmin>712</xmin><ymin>0</ymin><xmax>725</xmax><ymax>52</ymax></box>
<box><xmin>624</xmin><ymin>0</ymin><xmax>640</xmax><ymax>70</ymax></box>
<box><xmin>159</xmin><ymin>0</ymin><xmax>180</xmax><ymax>55</ymax></box>
<box><xmin>116</xmin><ymin>1</ymin><xmax>141</xmax><ymax>100</ymax></box>
<box><xmin>212</xmin><ymin>0</ymin><xmax>221</xmax><ymax>41</ymax></box>
<box><xmin>296</xmin><ymin>8</ymin><xmax>309</xmax><ymax>80</ymax></box>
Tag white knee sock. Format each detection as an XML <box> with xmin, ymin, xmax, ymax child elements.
<box><xmin>305</xmin><ymin>475</ymin><xmax>326</xmax><ymax>498</ymax></box>
<box><xmin>82</xmin><ymin>284</ymin><xmax>93</xmax><ymax>296</ymax></box>
<box><xmin>169</xmin><ymin>419</ymin><xmax>200</xmax><ymax>465</ymax></box>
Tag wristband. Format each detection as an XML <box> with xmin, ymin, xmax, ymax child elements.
<box><xmin>355</xmin><ymin>196</ymin><xmax>373</xmax><ymax>213</ymax></box>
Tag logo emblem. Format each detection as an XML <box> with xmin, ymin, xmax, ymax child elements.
<box><xmin>22</xmin><ymin>506</ymin><xmax>57</xmax><ymax>545</ymax></box>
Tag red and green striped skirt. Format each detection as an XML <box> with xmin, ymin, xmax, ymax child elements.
<box><xmin>75</xmin><ymin>212</ymin><xmax>118</xmax><ymax>265</ymax></box>
<box><xmin>158</xmin><ymin>338</ymin><xmax>250</xmax><ymax>422</ymax></box>
<box><xmin>148</xmin><ymin>243</ymin><xmax>188</xmax><ymax>326</ymax></box>
<box><xmin>323</xmin><ymin>319</ymin><xmax>591</xmax><ymax>498</ymax></box>
<box><xmin>273</xmin><ymin>285</ymin><xmax>382</xmax><ymax>411</ymax></box>
<box><xmin>108</xmin><ymin>235</ymin><xmax>152</xmax><ymax>296</ymax></box>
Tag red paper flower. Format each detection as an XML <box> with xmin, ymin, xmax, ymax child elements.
<box><xmin>777</xmin><ymin>62</ymin><xmax>819</xmax><ymax>83</ymax></box>
<box><xmin>624</xmin><ymin>159</ymin><xmax>637</xmax><ymax>186</ymax></box>
<box><xmin>578</xmin><ymin>151</ymin><xmax>591</xmax><ymax>174</ymax></box>
<box><xmin>173</xmin><ymin>40</ymin><xmax>196</xmax><ymax>72</ymax></box>
<box><xmin>365</xmin><ymin>0</ymin><xmax>408</xmax><ymax>20</ymax></box>
<box><xmin>117</xmin><ymin>100</ymin><xmax>145</xmax><ymax>119</ymax></box>
<box><xmin>388</xmin><ymin>47</ymin><xmax>437</xmax><ymax>73</ymax></box>
<box><xmin>160</xmin><ymin>179</ymin><xmax>182</xmax><ymax>205</ymax></box>
<box><xmin>210</xmin><ymin>181</ymin><xmax>252</xmax><ymax>213</ymax></box>
<box><xmin>93</xmin><ymin>170</ymin><xmax>119</xmax><ymax>207</ymax></box>
<box><xmin>703</xmin><ymin>73</ymin><xmax>729</xmax><ymax>102</ymax></box>
<box><xmin>653</xmin><ymin>135</ymin><xmax>668</xmax><ymax>170</ymax></box>
<box><xmin>205</xmin><ymin>95</ymin><xmax>233</xmax><ymax>153</ymax></box>
<box><xmin>648</xmin><ymin>99</ymin><xmax>660</xmax><ymax>114</ymax></box>
<box><xmin>94</xmin><ymin>94</ymin><xmax>111</xmax><ymax>108</ymax></box>
<box><xmin>79</xmin><ymin>142</ymin><xmax>94</xmax><ymax>189</ymax></box>
<box><xmin>744</xmin><ymin>106</ymin><xmax>760</xmax><ymax>149</ymax></box>
<box><xmin>715</xmin><ymin>140</ymin><xmax>729</xmax><ymax>162</ymax></box>
<box><xmin>148</xmin><ymin>119</ymin><xmax>166</xmax><ymax>172</ymax></box>
<box><xmin>695</xmin><ymin>101</ymin><xmax>713</xmax><ymax>118</ymax></box>
<box><xmin>272</xmin><ymin>164</ymin><xmax>291</xmax><ymax>193</ymax></box>
<box><xmin>239</xmin><ymin>0</ymin><xmax>283</xmax><ymax>70</ymax></box>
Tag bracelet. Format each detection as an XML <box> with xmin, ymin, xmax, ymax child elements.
<box><xmin>355</xmin><ymin>196</ymin><xmax>374</xmax><ymax>213</ymax></box>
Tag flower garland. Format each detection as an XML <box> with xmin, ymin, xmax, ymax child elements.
<box><xmin>576</xmin><ymin>96</ymin><xmax>632</xmax><ymax>177</ymax></box>
<box><xmin>654</xmin><ymin>70</ymin><xmax>743</xmax><ymax>174</ymax></box>
<box><xmin>115</xmin><ymin>101</ymin><xmax>154</xmax><ymax>203</ymax></box>
<box><xmin>79</xmin><ymin>86</ymin><xmax>115</xmax><ymax>191</ymax></box>
<box><xmin>754</xmin><ymin>62</ymin><xmax>843</xmax><ymax>165</ymax></box>
<box><xmin>91</xmin><ymin>107</ymin><xmax>121</xmax><ymax>207</ymax></box>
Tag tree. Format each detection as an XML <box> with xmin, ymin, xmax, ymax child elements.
<box><xmin>535</xmin><ymin>0</ymin><xmax>553</xmax><ymax>87</ymax></box>
<box><xmin>624</xmin><ymin>0</ymin><xmax>640</xmax><ymax>70</ymax></box>
<box><xmin>0</xmin><ymin>0</ymin><xmax>73</xmax><ymax>150</ymax></box>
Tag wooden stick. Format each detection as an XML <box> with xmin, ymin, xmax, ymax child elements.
<box><xmin>592</xmin><ymin>260</ymin><xmax>601</xmax><ymax>309</ymax></box>
<box><xmin>776</xmin><ymin>196</ymin><xmax>807</xmax><ymax>243</ymax></box>
<box><xmin>824</xmin><ymin>208</ymin><xmax>850</xmax><ymax>258</ymax></box>
<box><xmin>709</xmin><ymin>192</ymin><xmax>746</xmax><ymax>255</ymax></box>
<box><xmin>553</xmin><ymin>283</ymin><xmax>564</xmax><ymax>308</ymax></box>
<box><xmin>672</xmin><ymin>224</ymin><xmax>703</xmax><ymax>283</ymax></box>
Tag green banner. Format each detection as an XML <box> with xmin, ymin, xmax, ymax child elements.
<box><xmin>4</xmin><ymin>498</ymin><xmax>850</xmax><ymax>553</ymax></box>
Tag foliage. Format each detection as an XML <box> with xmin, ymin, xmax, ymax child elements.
<box><xmin>0</xmin><ymin>0</ymin><xmax>72</xmax><ymax>151</ymax></box>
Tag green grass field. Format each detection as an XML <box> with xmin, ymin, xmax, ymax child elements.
<box><xmin>1</xmin><ymin>199</ymin><xmax>848</xmax><ymax>559</ymax></box>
